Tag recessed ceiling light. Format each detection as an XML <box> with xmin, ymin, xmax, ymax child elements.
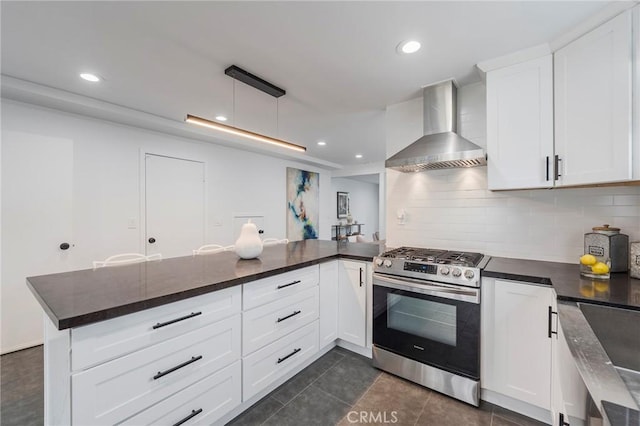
<box><xmin>80</xmin><ymin>73</ymin><xmax>100</xmax><ymax>82</ymax></box>
<box><xmin>317</xmin><ymin>141</ymin><xmax>326</xmax><ymax>146</ymax></box>
<box><xmin>215</xmin><ymin>115</ymin><xmax>228</xmax><ymax>122</ymax></box>
<box><xmin>397</xmin><ymin>40</ymin><xmax>421</xmax><ymax>54</ymax></box>
<box><xmin>355</xmin><ymin>154</ymin><xmax>363</xmax><ymax>159</ymax></box>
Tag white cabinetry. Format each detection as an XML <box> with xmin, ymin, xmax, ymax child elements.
<box><xmin>241</xmin><ymin>265</ymin><xmax>320</xmax><ymax>401</ymax></box>
<box><xmin>338</xmin><ymin>260</ymin><xmax>368</xmax><ymax>347</ymax></box>
<box><xmin>482</xmin><ymin>278</ymin><xmax>588</xmax><ymax>425</ymax></box>
<box><xmin>482</xmin><ymin>279</ymin><xmax>554</xmax><ymax>411</ymax></box>
<box><xmin>486</xmin><ymin>55</ymin><xmax>554</xmax><ymax>190</ymax></box>
<box><xmin>64</xmin><ymin>286</ymin><xmax>242</xmax><ymax>426</ymax></box>
<box><xmin>319</xmin><ymin>261</ymin><xmax>339</xmax><ymax>348</ymax></box>
<box><xmin>554</xmin><ymin>10</ymin><xmax>634</xmax><ymax>186</ymax></box>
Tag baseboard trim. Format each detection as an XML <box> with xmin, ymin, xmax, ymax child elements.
<box><xmin>336</xmin><ymin>339</ymin><xmax>372</xmax><ymax>358</ymax></box>
<box><xmin>481</xmin><ymin>388</ymin><xmax>552</xmax><ymax>425</ymax></box>
<box><xmin>1</xmin><ymin>339</ymin><xmax>44</xmax><ymax>356</ymax></box>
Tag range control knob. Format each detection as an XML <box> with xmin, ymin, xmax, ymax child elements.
<box><xmin>375</xmin><ymin>258</ymin><xmax>383</xmax><ymax>267</ymax></box>
<box><xmin>440</xmin><ymin>266</ymin><xmax>450</xmax><ymax>275</ymax></box>
<box><xmin>452</xmin><ymin>268</ymin><xmax>462</xmax><ymax>277</ymax></box>
<box><xmin>383</xmin><ymin>259</ymin><xmax>393</xmax><ymax>268</ymax></box>
<box><xmin>464</xmin><ymin>270</ymin><xmax>475</xmax><ymax>280</ymax></box>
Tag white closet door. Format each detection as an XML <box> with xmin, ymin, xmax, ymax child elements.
<box><xmin>145</xmin><ymin>154</ymin><xmax>205</xmax><ymax>258</ymax></box>
<box><xmin>1</xmin><ymin>131</ymin><xmax>74</xmax><ymax>353</ymax></box>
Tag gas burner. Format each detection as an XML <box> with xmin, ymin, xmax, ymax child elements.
<box><xmin>436</xmin><ymin>251</ymin><xmax>484</xmax><ymax>267</ymax></box>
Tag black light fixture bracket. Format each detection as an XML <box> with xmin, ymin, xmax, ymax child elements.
<box><xmin>225</xmin><ymin>65</ymin><xmax>286</xmax><ymax>98</ymax></box>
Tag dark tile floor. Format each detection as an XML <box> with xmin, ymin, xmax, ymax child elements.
<box><xmin>229</xmin><ymin>347</ymin><xmax>547</xmax><ymax>426</ymax></box>
<box><xmin>0</xmin><ymin>345</ymin><xmax>547</xmax><ymax>426</ymax></box>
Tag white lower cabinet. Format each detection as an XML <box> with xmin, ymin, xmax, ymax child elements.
<box><xmin>242</xmin><ymin>286</ymin><xmax>319</xmax><ymax>356</ymax></box>
<box><xmin>242</xmin><ymin>321</ymin><xmax>319</xmax><ymax>401</ymax></box>
<box><xmin>482</xmin><ymin>278</ymin><xmax>588</xmax><ymax>425</ymax></box>
<box><xmin>72</xmin><ymin>314</ymin><xmax>241</xmax><ymax>425</ymax></box>
<box><xmin>482</xmin><ymin>279</ymin><xmax>554</xmax><ymax>410</ymax></box>
<box><xmin>338</xmin><ymin>260</ymin><xmax>368</xmax><ymax>347</ymax></box>
<box><xmin>123</xmin><ymin>360</ymin><xmax>241</xmax><ymax>425</ymax></box>
<box><xmin>319</xmin><ymin>261</ymin><xmax>339</xmax><ymax>348</ymax></box>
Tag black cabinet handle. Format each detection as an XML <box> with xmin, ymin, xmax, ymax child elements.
<box><xmin>172</xmin><ymin>409</ymin><xmax>203</xmax><ymax>426</ymax></box>
<box><xmin>277</xmin><ymin>280</ymin><xmax>301</xmax><ymax>290</ymax></box>
<box><xmin>277</xmin><ymin>310</ymin><xmax>301</xmax><ymax>323</ymax></box>
<box><xmin>148</xmin><ymin>237</ymin><xmax>156</xmax><ymax>244</ymax></box>
<box><xmin>559</xmin><ymin>413</ymin><xmax>570</xmax><ymax>426</ymax></box>
<box><xmin>554</xmin><ymin>155</ymin><xmax>562</xmax><ymax>181</ymax></box>
<box><xmin>153</xmin><ymin>312</ymin><xmax>202</xmax><ymax>329</ymax></box>
<box><xmin>277</xmin><ymin>348</ymin><xmax>301</xmax><ymax>364</ymax></box>
<box><xmin>259</xmin><ymin>229</ymin><xmax>264</xmax><ymax>234</ymax></box>
<box><xmin>548</xmin><ymin>306</ymin><xmax>558</xmax><ymax>338</ymax></box>
<box><xmin>545</xmin><ymin>156</ymin><xmax>550</xmax><ymax>181</ymax></box>
<box><xmin>359</xmin><ymin>268</ymin><xmax>363</xmax><ymax>287</ymax></box>
<box><xmin>59</xmin><ymin>242</ymin><xmax>70</xmax><ymax>250</ymax></box>
<box><xmin>153</xmin><ymin>355</ymin><xmax>202</xmax><ymax>380</ymax></box>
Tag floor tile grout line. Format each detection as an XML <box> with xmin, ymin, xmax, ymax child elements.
<box><xmin>413</xmin><ymin>388</ymin><xmax>433</xmax><ymax>426</ymax></box>
<box><xmin>332</xmin><ymin>370</ymin><xmax>385</xmax><ymax>424</ymax></box>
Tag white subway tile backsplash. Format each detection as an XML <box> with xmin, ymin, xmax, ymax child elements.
<box><xmin>386</xmin><ymin>167</ymin><xmax>640</xmax><ymax>263</ymax></box>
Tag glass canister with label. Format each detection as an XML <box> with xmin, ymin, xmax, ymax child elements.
<box><xmin>584</xmin><ymin>225</ymin><xmax>628</xmax><ymax>273</ymax></box>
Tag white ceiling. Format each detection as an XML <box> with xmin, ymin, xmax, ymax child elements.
<box><xmin>1</xmin><ymin>1</ymin><xmax>613</xmax><ymax>166</ymax></box>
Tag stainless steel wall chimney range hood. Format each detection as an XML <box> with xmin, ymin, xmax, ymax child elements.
<box><xmin>385</xmin><ymin>80</ymin><xmax>486</xmax><ymax>172</ymax></box>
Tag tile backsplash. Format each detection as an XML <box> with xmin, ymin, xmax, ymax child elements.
<box><xmin>386</xmin><ymin>166</ymin><xmax>640</xmax><ymax>263</ymax></box>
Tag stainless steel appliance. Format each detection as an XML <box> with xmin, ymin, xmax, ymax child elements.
<box><xmin>372</xmin><ymin>247</ymin><xmax>489</xmax><ymax>406</ymax></box>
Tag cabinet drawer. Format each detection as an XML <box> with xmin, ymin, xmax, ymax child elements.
<box><xmin>243</xmin><ymin>265</ymin><xmax>319</xmax><ymax>310</ymax></box>
<box><xmin>72</xmin><ymin>286</ymin><xmax>241</xmax><ymax>370</ymax></box>
<box><xmin>243</xmin><ymin>286</ymin><xmax>319</xmax><ymax>356</ymax></box>
<box><xmin>123</xmin><ymin>360</ymin><xmax>241</xmax><ymax>426</ymax></box>
<box><xmin>243</xmin><ymin>320</ymin><xmax>319</xmax><ymax>401</ymax></box>
<box><xmin>72</xmin><ymin>314</ymin><xmax>241</xmax><ymax>425</ymax></box>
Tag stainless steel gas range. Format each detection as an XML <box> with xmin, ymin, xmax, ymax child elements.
<box><xmin>372</xmin><ymin>247</ymin><xmax>490</xmax><ymax>406</ymax></box>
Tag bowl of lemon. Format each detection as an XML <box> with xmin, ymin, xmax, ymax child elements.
<box><xmin>579</xmin><ymin>254</ymin><xmax>610</xmax><ymax>280</ymax></box>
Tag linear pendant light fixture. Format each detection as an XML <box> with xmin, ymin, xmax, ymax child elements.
<box><xmin>186</xmin><ymin>65</ymin><xmax>306</xmax><ymax>153</ymax></box>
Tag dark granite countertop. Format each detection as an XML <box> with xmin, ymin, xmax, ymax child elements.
<box><xmin>483</xmin><ymin>257</ymin><xmax>640</xmax><ymax>311</ymax></box>
<box><xmin>603</xmin><ymin>401</ymin><xmax>640</xmax><ymax>426</ymax></box>
<box><xmin>27</xmin><ymin>240</ymin><xmax>383</xmax><ymax>330</ymax></box>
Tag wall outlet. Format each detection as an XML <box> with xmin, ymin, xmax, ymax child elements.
<box><xmin>127</xmin><ymin>217</ymin><xmax>137</xmax><ymax>229</ymax></box>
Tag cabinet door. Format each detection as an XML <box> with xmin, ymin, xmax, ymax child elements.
<box><xmin>338</xmin><ymin>260</ymin><xmax>367</xmax><ymax>347</ymax></box>
<box><xmin>319</xmin><ymin>261</ymin><xmax>339</xmax><ymax>348</ymax></box>
<box><xmin>483</xmin><ymin>279</ymin><xmax>554</xmax><ymax>410</ymax></box>
<box><xmin>487</xmin><ymin>55</ymin><xmax>554</xmax><ymax>190</ymax></box>
<box><xmin>554</xmin><ymin>11</ymin><xmax>633</xmax><ymax>186</ymax></box>
<box><xmin>552</xmin><ymin>314</ymin><xmax>588</xmax><ymax>424</ymax></box>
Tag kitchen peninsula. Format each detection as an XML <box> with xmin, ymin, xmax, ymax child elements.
<box><xmin>27</xmin><ymin>239</ymin><xmax>382</xmax><ymax>425</ymax></box>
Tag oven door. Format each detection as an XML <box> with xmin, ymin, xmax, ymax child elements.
<box><xmin>373</xmin><ymin>273</ymin><xmax>480</xmax><ymax>380</ymax></box>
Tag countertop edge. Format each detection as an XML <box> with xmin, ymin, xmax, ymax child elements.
<box><xmin>556</xmin><ymin>301</ymin><xmax>638</xmax><ymax>411</ymax></box>
<box><xmin>35</xmin><ymin>251</ymin><xmax>375</xmax><ymax>330</ymax></box>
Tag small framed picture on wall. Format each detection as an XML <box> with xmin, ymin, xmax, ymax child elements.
<box><xmin>337</xmin><ymin>192</ymin><xmax>349</xmax><ymax>218</ymax></box>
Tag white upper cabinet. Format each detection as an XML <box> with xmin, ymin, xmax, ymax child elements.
<box><xmin>486</xmin><ymin>55</ymin><xmax>554</xmax><ymax>190</ymax></box>
<box><xmin>554</xmin><ymin>10</ymin><xmax>634</xmax><ymax>186</ymax></box>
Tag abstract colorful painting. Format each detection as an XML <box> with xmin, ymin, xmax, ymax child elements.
<box><xmin>286</xmin><ymin>167</ymin><xmax>319</xmax><ymax>240</ymax></box>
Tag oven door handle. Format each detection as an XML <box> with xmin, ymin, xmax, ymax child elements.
<box><xmin>373</xmin><ymin>274</ymin><xmax>480</xmax><ymax>304</ymax></box>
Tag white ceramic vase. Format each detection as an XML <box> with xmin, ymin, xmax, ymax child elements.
<box><xmin>235</xmin><ymin>221</ymin><xmax>263</xmax><ymax>259</ymax></box>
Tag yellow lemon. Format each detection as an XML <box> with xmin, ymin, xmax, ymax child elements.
<box><xmin>580</xmin><ymin>254</ymin><xmax>597</xmax><ymax>266</ymax></box>
<box><xmin>591</xmin><ymin>262</ymin><xmax>610</xmax><ymax>275</ymax></box>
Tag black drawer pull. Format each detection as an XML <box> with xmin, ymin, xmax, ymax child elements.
<box><xmin>277</xmin><ymin>347</ymin><xmax>301</xmax><ymax>364</ymax></box>
<box><xmin>153</xmin><ymin>311</ymin><xmax>202</xmax><ymax>329</ymax></box>
<box><xmin>277</xmin><ymin>310</ymin><xmax>301</xmax><ymax>323</ymax></box>
<box><xmin>153</xmin><ymin>355</ymin><xmax>202</xmax><ymax>380</ymax></box>
<box><xmin>548</xmin><ymin>306</ymin><xmax>558</xmax><ymax>339</ymax></box>
<box><xmin>172</xmin><ymin>408</ymin><xmax>203</xmax><ymax>426</ymax></box>
<box><xmin>277</xmin><ymin>280</ymin><xmax>301</xmax><ymax>289</ymax></box>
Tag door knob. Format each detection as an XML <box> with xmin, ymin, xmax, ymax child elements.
<box><xmin>59</xmin><ymin>242</ymin><xmax>70</xmax><ymax>250</ymax></box>
<box><xmin>148</xmin><ymin>237</ymin><xmax>156</xmax><ymax>244</ymax></box>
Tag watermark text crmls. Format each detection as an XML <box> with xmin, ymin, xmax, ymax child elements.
<box><xmin>346</xmin><ymin>410</ymin><xmax>399</xmax><ymax>424</ymax></box>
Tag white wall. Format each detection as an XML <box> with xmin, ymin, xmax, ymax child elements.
<box><xmin>330</xmin><ymin>177</ymin><xmax>380</xmax><ymax>240</ymax></box>
<box><xmin>1</xmin><ymin>99</ymin><xmax>332</xmax><ymax>353</ymax></box>
<box><xmin>386</xmin><ymin>83</ymin><xmax>640</xmax><ymax>263</ymax></box>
